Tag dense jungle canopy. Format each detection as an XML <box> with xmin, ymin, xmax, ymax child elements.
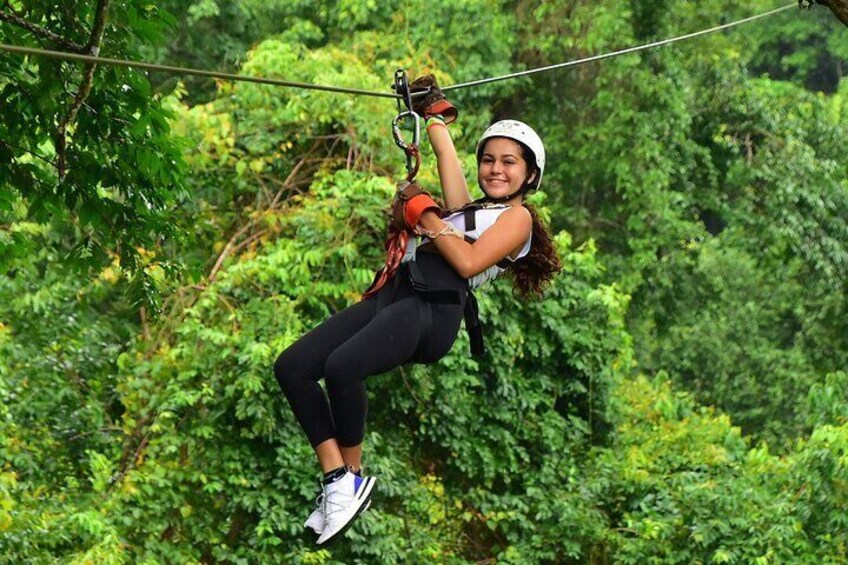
<box><xmin>1</xmin><ymin>1</ymin><xmax>847</xmax><ymax>563</ymax></box>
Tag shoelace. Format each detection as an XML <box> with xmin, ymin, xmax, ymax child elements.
<box><xmin>323</xmin><ymin>488</ymin><xmax>353</xmax><ymax>521</ymax></box>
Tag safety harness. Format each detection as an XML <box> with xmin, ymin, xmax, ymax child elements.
<box><xmin>407</xmin><ymin>199</ymin><xmax>526</xmax><ymax>358</ymax></box>
<box><xmin>449</xmin><ymin>200</ymin><xmax>519</xmax><ymax>357</ymax></box>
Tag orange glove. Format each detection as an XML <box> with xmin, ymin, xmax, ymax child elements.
<box><xmin>390</xmin><ymin>181</ymin><xmax>441</xmax><ymax>231</ymax></box>
<box><xmin>404</xmin><ymin>193</ymin><xmax>440</xmax><ymax>228</ymax></box>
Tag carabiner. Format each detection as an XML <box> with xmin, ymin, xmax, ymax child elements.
<box><xmin>391</xmin><ymin>69</ymin><xmax>421</xmax><ymax>180</ymax></box>
<box><xmin>392</xmin><ymin>110</ymin><xmax>421</xmax><ymax>151</ymax></box>
<box><xmin>392</xmin><ymin>110</ymin><xmax>421</xmax><ymax>180</ymax></box>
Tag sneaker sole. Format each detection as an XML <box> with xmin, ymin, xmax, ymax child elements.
<box><xmin>318</xmin><ymin>494</ymin><xmax>373</xmax><ymax>545</ymax></box>
<box><xmin>316</xmin><ymin>477</ymin><xmax>376</xmax><ymax>545</ymax></box>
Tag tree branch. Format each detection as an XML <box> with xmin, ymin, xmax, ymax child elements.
<box><xmin>56</xmin><ymin>0</ymin><xmax>111</xmax><ymax>180</ymax></box>
<box><xmin>0</xmin><ymin>138</ymin><xmax>54</xmax><ymax>167</ymax></box>
<box><xmin>0</xmin><ymin>8</ymin><xmax>88</xmax><ymax>53</ymax></box>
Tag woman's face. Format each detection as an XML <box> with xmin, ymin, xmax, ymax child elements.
<box><xmin>478</xmin><ymin>138</ymin><xmax>533</xmax><ymax>200</ymax></box>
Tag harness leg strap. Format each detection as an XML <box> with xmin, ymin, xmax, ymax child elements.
<box><xmin>464</xmin><ymin>288</ymin><xmax>485</xmax><ymax>358</ymax></box>
<box><xmin>413</xmin><ymin>298</ymin><xmax>433</xmax><ymax>361</ymax></box>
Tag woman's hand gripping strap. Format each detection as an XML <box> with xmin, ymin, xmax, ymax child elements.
<box><xmin>404</xmin><ymin>193</ymin><xmax>440</xmax><ymax>228</ymax></box>
<box><xmin>390</xmin><ymin>180</ymin><xmax>441</xmax><ymax>231</ymax></box>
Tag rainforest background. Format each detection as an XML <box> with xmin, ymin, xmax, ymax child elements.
<box><xmin>1</xmin><ymin>1</ymin><xmax>847</xmax><ymax>563</ymax></box>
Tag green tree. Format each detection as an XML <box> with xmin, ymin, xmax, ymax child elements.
<box><xmin>0</xmin><ymin>0</ymin><xmax>187</xmax><ymax>307</ymax></box>
<box><xmin>514</xmin><ymin>0</ymin><xmax>848</xmax><ymax>446</ymax></box>
<box><xmin>2</xmin><ymin>1</ymin><xmax>847</xmax><ymax>562</ymax></box>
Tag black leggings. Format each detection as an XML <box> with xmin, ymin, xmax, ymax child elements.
<box><xmin>273</xmin><ymin>255</ymin><xmax>466</xmax><ymax>447</ymax></box>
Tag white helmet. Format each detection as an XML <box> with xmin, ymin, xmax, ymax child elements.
<box><xmin>476</xmin><ymin>120</ymin><xmax>546</xmax><ymax>193</ymax></box>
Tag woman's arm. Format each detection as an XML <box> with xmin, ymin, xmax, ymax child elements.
<box><xmin>426</xmin><ymin>122</ymin><xmax>473</xmax><ymax>210</ymax></box>
<box><xmin>417</xmin><ymin>206</ymin><xmax>532</xmax><ymax>279</ymax></box>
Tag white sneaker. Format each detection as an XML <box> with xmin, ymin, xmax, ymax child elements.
<box><xmin>304</xmin><ymin>492</ymin><xmax>372</xmax><ymax>535</ymax></box>
<box><xmin>304</xmin><ymin>492</ymin><xmax>326</xmax><ymax>534</ymax></box>
<box><xmin>316</xmin><ymin>471</ymin><xmax>375</xmax><ymax>545</ymax></box>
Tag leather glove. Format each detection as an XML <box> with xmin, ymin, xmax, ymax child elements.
<box><xmin>389</xmin><ymin>180</ymin><xmax>440</xmax><ymax>231</ymax></box>
<box><xmin>408</xmin><ymin>75</ymin><xmax>458</xmax><ymax>125</ymax></box>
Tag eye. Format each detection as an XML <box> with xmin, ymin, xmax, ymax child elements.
<box><xmin>481</xmin><ymin>156</ymin><xmax>494</xmax><ymax>164</ymax></box>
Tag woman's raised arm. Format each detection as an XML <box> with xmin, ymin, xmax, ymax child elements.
<box><xmin>426</xmin><ymin>121</ymin><xmax>473</xmax><ymax>210</ymax></box>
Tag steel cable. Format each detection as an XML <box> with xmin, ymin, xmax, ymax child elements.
<box><xmin>0</xmin><ymin>3</ymin><xmax>795</xmax><ymax>98</ymax></box>
<box><xmin>443</xmin><ymin>4</ymin><xmax>796</xmax><ymax>92</ymax></box>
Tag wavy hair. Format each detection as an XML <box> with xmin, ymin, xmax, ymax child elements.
<box><xmin>477</xmin><ymin>136</ymin><xmax>562</xmax><ymax>298</ymax></box>
<box><xmin>509</xmin><ymin>140</ymin><xmax>561</xmax><ymax>299</ymax></box>
<box><xmin>509</xmin><ymin>203</ymin><xmax>561</xmax><ymax>299</ymax></box>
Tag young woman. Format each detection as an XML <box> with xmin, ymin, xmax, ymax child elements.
<box><xmin>273</xmin><ymin>77</ymin><xmax>561</xmax><ymax>545</ymax></box>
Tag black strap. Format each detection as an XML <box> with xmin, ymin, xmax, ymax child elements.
<box><xmin>404</xmin><ymin>256</ymin><xmax>483</xmax><ymax>358</ymax></box>
<box><xmin>463</xmin><ymin>206</ymin><xmax>477</xmax><ymax>231</ymax></box>
<box><xmin>407</xmin><ymin>260</ymin><xmax>461</xmax><ymax>303</ymax></box>
<box><xmin>460</xmin><ymin>206</ymin><xmax>512</xmax><ymax>270</ymax></box>
<box><xmin>464</xmin><ymin>287</ymin><xmax>485</xmax><ymax>358</ymax></box>
<box><xmin>414</xmin><ymin>294</ymin><xmax>433</xmax><ymax>361</ymax></box>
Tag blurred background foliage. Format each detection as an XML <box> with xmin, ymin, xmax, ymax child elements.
<box><xmin>1</xmin><ymin>0</ymin><xmax>847</xmax><ymax>562</ymax></box>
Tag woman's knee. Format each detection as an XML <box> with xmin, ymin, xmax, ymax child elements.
<box><xmin>273</xmin><ymin>347</ymin><xmax>305</xmax><ymax>393</ymax></box>
<box><xmin>323</xmin><ymin>347</ymin><xmax>362</xmax><ymax>392</ymax></box>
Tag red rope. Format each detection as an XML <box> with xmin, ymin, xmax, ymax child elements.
<box><xmin>362</xmin><ymin>101</ymin><xmax>426</xmax><ymax>300</ymax></box>
<box><xmin>362</xmin><ymin>230</ymin><xmax>409</xmax><ymax>299</ymax></box>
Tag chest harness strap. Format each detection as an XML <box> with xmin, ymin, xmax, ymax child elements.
<box><xmin>457</xmin><ymin>204</ymin><xmax>515</xmax><ymax>358</ymax></box>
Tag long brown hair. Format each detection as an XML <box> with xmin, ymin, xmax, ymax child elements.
<box><xmin>478</xmin><ymin>137</ymin><xmax>562</xmax><ymax>299</ymax></box>
<box><xmin>510</xmin><ymin>203</ymin><xmax>561</xmax><ymax>299</ymax></box>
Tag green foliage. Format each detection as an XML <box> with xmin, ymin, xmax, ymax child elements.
<box><xmin>516</xmin><ymin>1</ymin><xmax>848</xmax><ymax>446</ymax></box>
<box><xmin>2</xmin><ymin>0</ymin><xmax>848</xmax><ymax>562</ymax></box>
<box><xmin>0</xmin><ymin>1</ymin><xmax>188</xmax><ymax>309</ymax></box>
<box><xmin>629</xmin><ymin>75</ymin><xmax>848</xmax><ymax>444</ymax></box>
<box><xmin>152</xmin><ymin>0</ymin><xmax>517</xmax><ymax>106</ymax></box>
<box><xmin>748</xmin><ymin>4</ymin><xmax>848</xmax><ymax>93</ymax></box>
<box><xmin>590</xmin><ymin>375</ymin><xmax>848</xmax><ymax>564</ymax></box>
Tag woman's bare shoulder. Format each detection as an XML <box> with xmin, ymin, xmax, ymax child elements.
<box><xmin>499</xmin><ymin>204</ymin><xmax>532</xmax><ymax>229</ymax></box>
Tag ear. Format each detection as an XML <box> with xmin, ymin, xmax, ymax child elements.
<box><xmin>526</xmin><ymin>170</ymin><xmax>538</xmax><ymax>185</ymax></box>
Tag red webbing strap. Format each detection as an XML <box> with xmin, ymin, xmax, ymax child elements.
<box><xmin>362</xmin><ymin>230</ymin><xmax>410</xmax><ymax>299</ymax></box>
<box><xmin>362</xmin><ymin>150</ymin><xmax>423</xmax><ymax>299</ymax></box>
<box><xmin>366</xmin><ymin>81</ymin><xmax>424</xmax><ymax>299</ymax></box>
<box><xmin>405</xmin><ymin>145</ymin><xmax>420</xmax><ymax>181</ymax></box>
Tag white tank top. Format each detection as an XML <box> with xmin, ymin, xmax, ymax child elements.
<box><xmin>402</xmin><ymin>203</ymin><xmax>532</xmax><ymax>289</ymax></box>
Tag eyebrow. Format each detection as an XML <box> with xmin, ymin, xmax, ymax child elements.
<box><xmin>482</xmin><ymin>152</ymin><xmax>519</xmax><ymax>159</ymax></box>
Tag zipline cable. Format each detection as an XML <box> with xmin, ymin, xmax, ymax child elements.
<box><xmin>443</xmin><ymin>3</ymin><xmax>797</xmax><ymax>92</ymax></box>
<box><xmin>0</xmin><ymin>43</ymin><xmax>402</xmax><ymax>99</ymax></box>
<box><xmin>0</xmin><ymin>3</ymin><xmax>795</xmax><ymax>99</ymax></box>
